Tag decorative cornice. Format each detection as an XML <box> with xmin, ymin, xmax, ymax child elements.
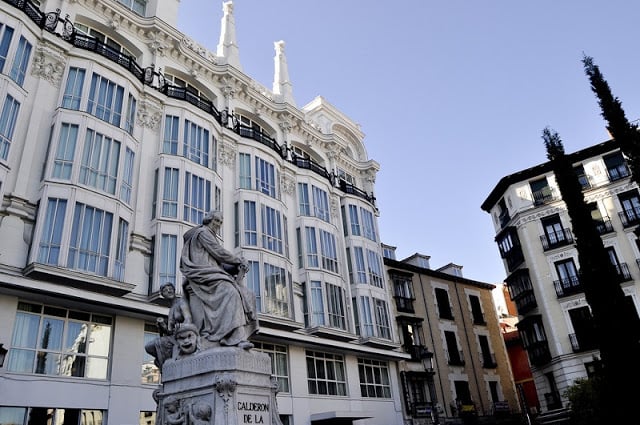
<box><xmin>129</xmin><ymin>232</ymin><xmax>152</xmax><ymax>255</ymax></box>
<box><xmin>31</xmin><ymin>42</ymin><xmax>67</xmax><ymax>87</ymax></box>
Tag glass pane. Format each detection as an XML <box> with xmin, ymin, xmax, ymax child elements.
<box><xmin>87</xmin><ymin>324</ymin><xmax>111</xmax><ymax>356</ymax></box>
<box><xmin>40</xmin><ymin>318</ymin><xmax>64</xmax><ymax>350</ymax></box>
<box><xmin>0</xmin><ymin>406</ymin><xmax>26</xmax><ymax>425</ymax></box>
<box><xmin>66</xmin><ymin>322</ymin><xmax>88</xmax><ymax>353</ymax></box>
<box><xmin>11</xmin><ymin>312</ymin><xmax>40</xmax><ymax>348</ymax></box>
<box><xmin>6</xmin><ymin>348</ymin><xmax>35</xmax><ymax>373</ymax></box>
<box><xmin>86</xmin><ymin>357</ymin><xmax>108</xmax><ymax>379</ymax></box>
<box><xmin>35</xmin><ymin>351</ymin><xmax>61</xmax><ymax>375</ymax></box>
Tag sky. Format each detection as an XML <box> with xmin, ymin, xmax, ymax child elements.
<box><xmin>176</xmin><ymin>1</ymin><xmax>640</xmax><ymax>285</ymax></box>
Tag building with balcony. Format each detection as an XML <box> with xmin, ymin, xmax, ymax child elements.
<box><xmin>482</xmin><ymin>139</ymin><xmax>640</xmax><ymax>414</ymax></box>
<box><xmin>0</xmin><ymin>1</ymin><xmax>408</xmax><ymax>424</ymax></box>
<box><xmin>382</xmin><ymin>247</ymin><xmax>520</xmax><ymax>424</ymax></box>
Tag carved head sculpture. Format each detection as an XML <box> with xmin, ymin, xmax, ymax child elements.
<box><xmin>203</xmin><ymin>210</ymin><xmax>223</xmax><ymax>231</ymax></box>
<box><xmin>160</xmin><ymin>282</ymin><xmax>176</xmax><ymax>300</ymax></box>
<box><xmin>175</xmin><ymin>323</ymin><xmax>199</xmax><ymax>355</ymax></box>
<box><xmin>192</xmin><ymin>401</ymin><xmax>212</xmax><ymax>420</ymax></box>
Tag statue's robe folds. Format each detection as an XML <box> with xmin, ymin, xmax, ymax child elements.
<box><xmin>180</xmin><ymin>225</ymin><xmax>257</xmax><ymax>346</ymax></box>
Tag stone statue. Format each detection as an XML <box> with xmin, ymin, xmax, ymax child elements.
<box><xmin>180</xmin><ymin>210</ymin><xmax>258</xmax><ymax>350</ymax></box>
<box><xmin>145</xmin><ymin>282</ymin><xmax>192</xmax><ymax>368</ymax></box>
<box><xmin>174</xmin><ymin>323</ymin><xmax>199</xmax><ymax>358</ymax></box>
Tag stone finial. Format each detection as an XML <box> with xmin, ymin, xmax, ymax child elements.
<box><xmin>273</xmin><ymin>40</ymin><xmax>296</xmax><ymax>106</ymax></box>
<box><xmin>217</xmin><ymin>1</ymin><xmax>242</xmax><ymax>70</ymax></box>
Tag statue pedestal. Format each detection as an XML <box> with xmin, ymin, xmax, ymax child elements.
<box><xmin>157</xmin><ymin>347</ymin><xmax>282</xmax><ymax>425</ymax></box>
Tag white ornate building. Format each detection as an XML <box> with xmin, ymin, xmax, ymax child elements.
<box><xmin>482</xmin><ymin>139</ymin><xmax>640</xmax><ymax>414</ymax></box>
<box><xmin>0</xmin><ymin>1</ymin><xmax>408</xmax><ymax>424</ymax></box>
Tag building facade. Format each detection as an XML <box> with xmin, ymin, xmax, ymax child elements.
<box><xmin>482</xmin><ymin>139</ymin><xmax>640</xmax><ymax>414</ymax></box>
<box><xmin>0</xmin><ymin>1</ymin><xmax>409</xmax><ymax>424</ymax></box>
<box><xmin>383</xmin><ymin>249</ymin><xmax>520</xmax><ymax>424</ymax></box>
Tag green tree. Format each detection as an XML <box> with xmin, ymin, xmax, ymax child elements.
<box><xmin>542</xmin><ymin>128</ymin><xmax>640</xmax><ymax>424</ymax></box>
<box><xmin>564</xmin><ymin>378</ymin><xmax>602</xmax><ymax>425</ymax></box>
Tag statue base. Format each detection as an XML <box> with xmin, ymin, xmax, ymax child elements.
<box><xmin>156</xmin><ymin>347</ymin><xmax>283</xmax><ymax>425</ymax></box>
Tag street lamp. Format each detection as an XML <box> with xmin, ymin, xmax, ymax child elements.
<box><xmin>421</xmin><ymin>349</ymin><xmax>440</xmax><ymax>425</ymax></box>
<box><xmin>0</xmin><ymin>343</ymin><xmax>8</xmax><ymax>367</ymax></box>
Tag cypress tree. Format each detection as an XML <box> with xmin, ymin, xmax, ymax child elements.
<box><xmin>543</xmin><ymin>128</ymin><xmax>640</xmax><ymax>424</ymax></box>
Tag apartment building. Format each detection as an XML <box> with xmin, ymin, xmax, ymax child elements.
<box><xmin>482</xmin><ymin>139</ymin><xmax>640</xmax><ymax>413</ymax></box>
<box><xmin>0</xmin><ymin>1</ymin><xmax>409</xmax><ymax>424</ymax></box>
<box><xmin>383</xmin><ymin>248</ymin><xmax>520</xmax><ymax>424</ymax></box>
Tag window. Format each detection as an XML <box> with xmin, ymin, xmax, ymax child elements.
<box><xmin>312</xmin><ymin>186</ymin><xmax>330</xmax><ymax>222</ymax></box>
<box><xmin>366</xmin><ymin>249</ymin><xmax>384</xmax><ymax>287</ymax></box>
<box><xmin>38</xmin><ymin>198</ymin><xmax>67</xmax><ymax>265</ymax></box>
<box><xmin>374</xmin><ymin>298</ymin><xmax>391</xmax><ymax>339</ymax></box>
<box><xmin>0</xmin><ymin>94</ymin><xmax>20</xmax><ymax>161</ymax></box>
<box><xmin>184</xmin><ymin>172</ymin><xmax>211</xmax><ymax>224</ymax></box>
<box><xmin>619</xmin><ymin>190</ymin><xmax>640</xmax><ymax>226</ymax></box>
<box><xmin>87</xmin><ymin>73</ymin><xmax>125</xmax><ymax>127</ymax></box>
<box><xmin>125</xmin><ymin>94</ymin><xmax>136</xmax><ymax>135</ymax></box>
<box><xmin>256</xmin><ymin>157</ymin><xmax>277</xmax><ymax>197</ymax></box>
<box><xmin>114</xmin><ymin>219</ymin><xmax>129</xmax><ymax>281</ymax></box>
<box><xmin>327</xmin><ymin>283</ymin><xmax>346</xmax><ymax>329</ymax></box>
<box><xmin>243</xmin><ymin>201</ymin><xmax>257</xmax><ymax>245</ymax></box>
<box><xmin>261</xmin><ymin>205</ymin><xmax>283</xmax><ymax>254</ymax></box>
<box><xmin>541</xmin><ymin>214</ymin><xmax>569</xmax><ymax>249</ymax></box>
<box><xmin>159</xmin><ymin>234</ymin><xmax>177</xmax><ymax>286</ymax></box>
<box><xmin>0</xmin><ymin>24</ymin><xmax>15</xmax><ymax>72</ymax></box>
<box><xmin>79</xmin><ymin>129</ymin><xmax>121</xmax><ymax>194</ymax></box>
<box><xmin>118</xmin><ymin>0</ymin><xmax>146</xmax><ymax>15</ymax></box>
<box><xmin>307</xmin><ymin>280</ymin><xmax>325</xmax><ymax>326</ymax></box>
<box><xmin>142</xmin><ymin>324</ymin><xmax>160</xmax><ymax>384</ymax></box>
<box><xmin>183</xmin><ymin>120</ymin><xmax>209</xmax><ymax>167</ymax></box>
<box><xmin>392</xmin><ymin>274</ymin><xmax>414</xmax><ymax>313</ymax></box>
<box><xmin>319</xmin><ymin>230</ymin><xmax>338</xmax><ymax>273</ymax></box>
<box><xmin>353</xmin><ymin>247</ymin><xmax>367</xmax><ymax>284</ymax></box>
<box><xmin>298</xmin><ymin>183</ymin><xmax>310</xmax><ymax>215</ymax></box>
<box><xmin>161</xmin><ymin>167</ymin><xmax>179</xmax><ymax>218</ymax></box>
<box><xmin>530</xmin><ymin>177</ymin><xmax>553</xmax><ymax>206</ymax></box>
<box><xmin>62</xmin><ymin>67</ymin><xmax>86</xmax><ymax>110</ymax></box>
<box><xmin>75</xmin><ymin>24</ymin><xmax>134</xmax><ymax>59</ymax></box>
<box><xmin>120</xmin><ymin>148</ymin><xmax>134</xmax><ymax>204</ymax></box>
<box><xmin>263</xmin><ymin>263</ymin><xmax>289</xmax><ymax>317</ymax></box>
<box><xmin>68</xmin><ymin>203</ymin><xmax>113</xmax><ymax>276</ymax></box>
<box><xmin>7</xmin><ymin>302</ymin><xmax>112</xmax><ymax>378</ymax></box>
<box><xmin>355</xmin><ymin>296</ymin><xmax>374</xmax><ymax>337</ymax></box>
<box><xmin>53</xmin><ymin>123</ymin><xmax>79</xmax><ymax>179</ymax></box>
<box><xmin>163</xmin><ymin>115</ymin><xmax>179</xmax><ymax>154</ymax></box>
<box><xmin>239</xmin><ymin>152</ymin><xmax>251</xmax><ymax>189</ymax></box>
<box><xmin>445</xmin><ymin>331</ymin><xmax>463</xmax><ymax>365</ymax></box>
<box><xmin>9</xmin><ymin>35</ymin><xmax>31</xmax><ymax>86</ymax></box>
<box><xmin>469</xmin><ymin>295</ymin><xmax>485</xmax><ymax>325</ymax></box>
<box><xmin>603</xmin><ymin>151</ymin><xmax>629</xmax><ymax>181</ymax></box>
<box><xmin>361</xmin><ymin>207</ymin><xmax>377</xmax><ymax>241</ymax></box>
<box><xmin>254</xmin><ymin>342</ymin><xmax>289</xmax><ymax>393</ymax></box>
<box><xmin>348</xmin><ymin>205</ymin><xmax>360</xmax><ymax>236</ymax></box>
<box><xmin>246</xmin><ymin>260</ymin><xmax>261</xmax><ymax>312</ymax></box>
<box><xmin>358</xmin><ymin>358</ymin><xmax>391</xmax><ymax>398</ymax></box>
<box><xmin>304</xmin><ymin>226</ymin><xmax>319</xmax><ymax>267</ymax></box>
<box><xmin>0</xmin><ymin>407</ymin><xmax>105</xmax><ymax>425</ymax></box>
<box><xmin>479</xmin><ymin>335</ymin><xmax>495</xmax><ymax>367</ymax></box>
<box><xmin>574</xmin><ymin>164</ymin><xmax>591</xmax><ymax>190</ymax></box>
<box><xmin>435</xmin><ymin>288</ymin><xmax>454</xmax><ymax>319</ymax></box>
<box><xmin>306</xmin><ymin>350</ymin><xmax>347</xmax><ymax>396</ymax></box>
<box><xmin>555</xmin><ymin>258</ymin><xmax>579</xmax><ymax>289</ymax></box>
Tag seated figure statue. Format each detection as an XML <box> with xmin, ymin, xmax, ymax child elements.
<box><xmin>180</xmin><ymin>210</ymin><xmax>258</xmax><ymax>350</ymax></box>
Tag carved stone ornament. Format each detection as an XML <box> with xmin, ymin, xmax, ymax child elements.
<box><xmin>219</xmin><ymin>141</ymin><xmax>236</xmax><ymax>167</ymax></box>
<box><xmin>280</xmin><ymin>171</ymin><xmax>296</xmax><ymax>195</ymax></box>
<box><xmin>215</xmin><ymin>373</ymin><xmax>237</xmax><ymax>421</ymax></box>
<box><xmin>31</xmin><ymin>43</ymin><xmax>66</xmax><ymax>87</ymax></box>
<box><xmin>146</xmin><ymin>31</ymin><xmax>166</xmax><ymax>57</ymax></box>
<box><xmin>180</xmin><ymin>36</ymin><xmax>217</xmax><ymax>64</ymax></box>
<box><xmin>136</xmin><ymin>99</ymin><xmax>163</xmax><ymax>131</ymax></box>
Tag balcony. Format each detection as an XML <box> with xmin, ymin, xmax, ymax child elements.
<box><xmin>527</xmin><ymin>341</ymin><xmax>552</xmax><ymax>366</ymax></box>
<box><xmin>618</xmin><ymin>207</ymin><xmax>640</xmax><ymax>228</ymax></box>
<box><xmin>514</xmin><ymin>291</ymin><xmax>537</xmax><ymax>314</ymax></box>
<box><xmin>553</xmin><ymin>276</ymin><xmax>583</xmax><ymax>298</ymax></box>
<box><xmin>594</xmin><ymin>217</ymin><xmax>615</xmax><ymax>235</ymax></box>
<box><xmin>404</xmin><ymin>344</ymin><xmax>429</xmax><ymax>362</ymax></box>
<box><xmin>607</xmin><ymin>164</ymin><xmax>631</xmax><ymax>182</ymax></box>
<box><xmin>532</xmin><ymin>187</ymin><xmax>558</xmax><ymax>206</ymax></box>
<box><xmin>569</xmin><ymin>332</ymin><xmax>598</xmax><ymax>352</ymax></box>
<box><xmin>613</xmin><ymin>262</ymin><xmax>632</xmax><ymax>282</ymax></box>
<box><xmin>539</xmin><ymin>228</ymin><xmax>574</xmax><ymax>251</ymax></box>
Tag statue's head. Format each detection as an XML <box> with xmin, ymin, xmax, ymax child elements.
<box><xmin>203</xmin><ymin>210</ymin><xmax>223</xmax><ymax>229</ymax></box>
<box><xmin>175</xmin><ymin>323</ymin><xmax>199</xmax><ymax>355</ymax></box>
<box><xmin>159</xmin><ymin>282</ymin><xmax>176</xmax><ymax>299</ymax></box>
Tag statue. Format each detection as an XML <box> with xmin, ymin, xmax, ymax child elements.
<box><xmin>180</xmin><ymin>210</ymin><xmax>258</xmax><ymax>350</ymax></box>
<box><xmin>145</xmin><ymin>282</ymin><xmax>192</xmax><ymax>368</ymax></box>
<box><xmin>174</xmin><ymin>323</ymin><xmax>199</xmax><ymax>358</ymax></box>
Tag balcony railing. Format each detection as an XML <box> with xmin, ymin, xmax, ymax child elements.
<box><xmin>532</xmin><ymin>187</ymin><xmax>558</xmax><ymax>206</ymax></box>
<box><xmin>553</xmin><ymin>276</ymin><xmax>583</xmax><ymax>298</ymax></box>
<box><xmin>618</xmin><ymin>207</ymin><xmax>640</xmax><ymax>228</ymax></box>
<box><xmin>594</xmin><ymin>217</ymin><xmax>615</xmax><ymax>235</ymax></box>
<box><xmin>514</xmin><ymin>291</ymin><xmax>537</xmax><ymax>315</ymax></box>
<box><xmin>482</xmin><ymin>352</ymin><xmax>498</xmax><ymax>368</ymax></box>
<box><xmin>447</xmin><ymin>350</ymin><xmax>465</xmax><ymax>366</ymax></box>
<box><xmin>3</xmin><ymin>0</ymin><xmax>379</xmax><ymax>208</ymax></box>
<box><xmin>527</xmin><ymin>341</ymin><xmax>552</xmax><ymax>366</ymax></box>
<box><xmin>607</xmin><ymin>164</ymin><xmax>630</xmax><ymax>182</ymax></box>
<box><xmin>539</xmin><ymin>228</ymin><xmax>574</xmax><ymax>251</ymax></box>
<box><xmin>613</xmin><ymin>262</ymin><xmax>632</xmax><ymax>282</ymax></box>
<box><xmin>569</xmin><ymin>332</ymin><xmax>598</xmax><ymax>352</ymax></box>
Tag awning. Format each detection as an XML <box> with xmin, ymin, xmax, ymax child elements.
<box><xmin>310</xmin><ymin>410</ymin><xmax>373</xmax><ymax>425</ymax></box>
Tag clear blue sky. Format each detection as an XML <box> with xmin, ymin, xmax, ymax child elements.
<box><xmin>177</xmin><ymin>1</ymin><xmax>640</xmax><ymax>284</ymax></box>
